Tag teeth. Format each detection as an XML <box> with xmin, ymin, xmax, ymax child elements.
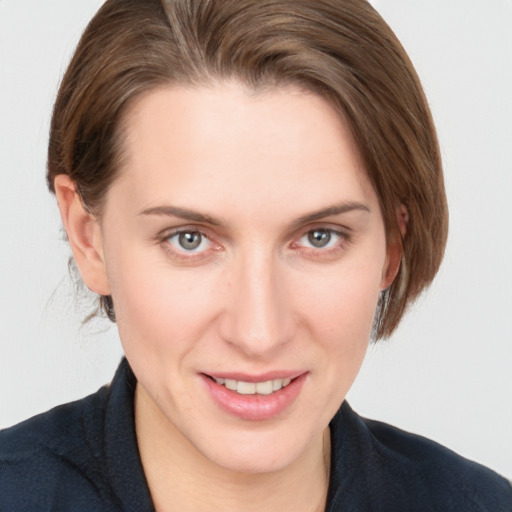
<box><xmin>224</xmin><ymin>379</ymin><xmax>237</xmax><ymax>390</ymax></box>
<box><xmin>214</xmin><ymin>376</ymin><xmax>292</xmax><ymax>395</ymax></box>
<box><xmin>237</xmin><ymin>381</ymin><xmax>256</xmax><ymax>394</ymax></box>
<box><xmin>255</xmin><ymin>380</ymin><xmax>273</xmax><ymax>395</ymax></box>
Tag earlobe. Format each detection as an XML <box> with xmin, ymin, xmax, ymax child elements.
<box><xmin>380</xmin><ymin>204</ymin><xmax>408</xmax><ymax>290</ymax></box>
<box><xmin>380</xmin><ymin>240</ymin><xmax>402</xmax><ymax>290</ymax></box>
<box><xmin>54</xmin><ymin>174</ymin><xmax>111</xmax><ymax>295</ymax></box>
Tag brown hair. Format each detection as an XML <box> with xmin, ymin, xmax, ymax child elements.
<box><xmin>47</xmin><ymin>0</ymin><xmax>448</xmax><ymax>339</ymax></box>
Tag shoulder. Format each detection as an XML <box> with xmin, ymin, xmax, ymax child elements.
<box><xmin>328</xmin><ymin>403</ymin><xmax>512</xmax><ymax>511</ymax></box>
<box><xmin>365</xmin><ymin>416</ymin><xmax>512</xmax><ymax>509</ymax></box>
<box><xmin>0</xmin><ymin>384</ymin><xmax>115</xmax><ymax>512</ymax></box>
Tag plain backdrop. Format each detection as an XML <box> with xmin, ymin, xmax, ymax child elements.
<box><xmin>1</xmin><ymin>0</ymin><xmax>511</xmax><ymax>479</ymax></box>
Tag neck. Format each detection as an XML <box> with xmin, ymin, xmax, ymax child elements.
<box><xmin>135</xmin><ymin>384</ymin><xmax>331</xmax><ymax>512</ymax></box>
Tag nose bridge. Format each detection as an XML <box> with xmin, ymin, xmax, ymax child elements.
<box><xmin>221</xmin><ymin>245</ymin><xmax>294</xmax><ymax>357</ymax></box>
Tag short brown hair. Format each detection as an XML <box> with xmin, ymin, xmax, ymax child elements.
<box><xmin>47</xmin><ymin>0</ymin><xmax>448</xmax><ymax>338</ymax></box>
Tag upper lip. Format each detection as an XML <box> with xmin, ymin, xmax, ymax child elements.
<box><xmin>203</xmin><ymin>370</ymin><xmax>307</xmax><ymax>382</ymax></box>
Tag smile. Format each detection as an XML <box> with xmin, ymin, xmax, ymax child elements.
<box><xmin>203</xmin><ymin>372</ymin><xmax>308</xmax><ymax>421</ymax></box>
<box><xmin>213</xmin><ymin>377</ymin><xmax>292</xmax><ymax>395</ymax></box>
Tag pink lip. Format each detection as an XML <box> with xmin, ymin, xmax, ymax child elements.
<box><xmin>201</xmin><ymin>372</ymin><xmax>308</xmax><ymax>421</ymax></box>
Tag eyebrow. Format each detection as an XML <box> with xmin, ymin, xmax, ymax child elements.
<box><xmin>138</xmin><ymin>206</ymin><xmax>222</xmax><ymax>226</ymax></box>
<box><xmin>291</xmin><ymin>202</ymin><xmax>370</xmax><ymax>229</ymax></box>
<box><xmin>138</xmin><ymin>201</ymin><xmax>369</xmax><ymax>228</ymax></box>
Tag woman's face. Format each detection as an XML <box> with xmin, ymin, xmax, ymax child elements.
<box><xmin>95</xmin><ymin>83</ymin><xmax>394</xmax><ymax>473</ymax></box>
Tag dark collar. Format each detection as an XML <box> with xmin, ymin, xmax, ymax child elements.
<box><xmin>104</xmin><ymin>358</ymin><xmax>155</xmax><ymax>511</ymax></box>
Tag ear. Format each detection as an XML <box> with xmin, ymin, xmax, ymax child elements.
<box><xmin>380</xmin><ymin>204</ymin><xmax>408</xmax><ymax>290</ymax></box>
<box><xmin>54</xmin><ymin>174</ymin><xmax>111</xmax><ymax>295</ymax></box>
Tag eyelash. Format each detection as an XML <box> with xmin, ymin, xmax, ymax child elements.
<box><xmin>158</xmin><ymin>226</ymin><xmax>351</xmax><ymax>262</ymax></box>
<box><xmin>159</xmin><ymin>228</ymin><xmax>218</xmax><ymax>262</ymax></box>
<box><xmin>293</xmin><ymin>228</ymin><xmax>350</xmax><ymax>257</ymax></box>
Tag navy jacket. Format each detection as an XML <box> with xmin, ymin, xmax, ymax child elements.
<box><xmin>1</xmin><ymin>359</ymin><xmax>511</xmax><ymax>511</ymax></box>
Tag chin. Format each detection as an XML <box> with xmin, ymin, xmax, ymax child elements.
<box><xmin>206</xmin><ymin>448</ymin><xmax>299</xmax><ymax>475</ymax></box>
<box><xmin>191</xmin><ymin>425</ymin><xmax>319</xmax><ymax>475</ymax></box>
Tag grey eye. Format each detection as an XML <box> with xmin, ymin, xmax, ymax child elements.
<box><xmin>307</xmin><ymin>229</ymin><xmax>331</xmax><ymax>248</ymax></box>
<box><xmin>178</xmin><ymin>231</ymin><xmax>203</xmax><ymax>251</ymax></box>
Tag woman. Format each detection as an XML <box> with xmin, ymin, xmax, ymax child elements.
<box><xmin>1</xmin><ymin>0</ymin><xmax>511</xmax><ymax>510</ymax></box>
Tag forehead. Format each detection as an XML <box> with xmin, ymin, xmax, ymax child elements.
<box><xmin>110</xmin><ymin>82</ymin><xmax>378</xmax><ymax>221</ymax></box>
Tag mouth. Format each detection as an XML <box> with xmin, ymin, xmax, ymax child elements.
<box><xmin>209</xmin><ymin>376</ymin><xmax>292</xmax><ymax>395</ymax></box>
<box><xmin>201</xmin><ymin>372</ymin><xmax>307</xmax><ymax>421</ymax></box>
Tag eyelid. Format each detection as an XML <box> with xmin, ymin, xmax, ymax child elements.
<box><xmin>158</xmin><ymin>223</ymin><xmax>208</xmax><ymax>238</ymax></box>
<box><xmin>292</xmin><ymin>222</ymin><xmax>351</xmax><ymax>241</ymax></box>
<box><xmin>167</xmin><ymin>229</ymin><xmax>211</xmax><ymax>251</ymax></box>
<box><xmin>300</xmin><ymin>228</ymin><xmax>346</xmax><ymax>244</ymax></box>
<box><xmin>289</xmin><ymin>225</ymin><xmax>352</xmax><ymax>256</ymax></box>
<box><xmin>158</xmin><ymin>226</ymin><xmax>222</xmax><ymax>261</ymax></box>
<box><xmin>157</xmin><ymin>222</ymin><xmax>351</xmax><ymax>262</ymax></box>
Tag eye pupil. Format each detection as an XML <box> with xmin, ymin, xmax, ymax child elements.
<box><xmin>308</xmin><ymin>229</ymin><xmax>331</xmax><ymax>248</ymax></box>
<box><xmin>179</xmin><ymin>231</ymin><xmax>202</xmax><ymax>250</ymax></box>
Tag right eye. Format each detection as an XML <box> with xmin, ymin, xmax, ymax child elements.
<box><xmin>166</xmin><ymin>230</ymin><xmax>212</xmax><ymax>253</ymax></box>
<box><xmin>302</xmin><ymin>228</ymin><xmax>337</xmax><ymax>249</ymax></box>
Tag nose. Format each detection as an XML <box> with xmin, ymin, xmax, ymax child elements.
<box><xmin>218</xmin><ymin>248</ymin><xmax>296</xmax><ymax>358</ymax></box>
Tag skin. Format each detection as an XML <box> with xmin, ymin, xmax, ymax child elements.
<box><xmin>55</xmin><ymin>82</ymin><xmax>402</xmax><ymax>512</ymax></box>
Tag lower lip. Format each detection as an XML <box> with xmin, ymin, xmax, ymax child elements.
<box><xmin>202</xmin><ymin>373</ymin><xmax>307</xmax><ymax>421</ymax></box>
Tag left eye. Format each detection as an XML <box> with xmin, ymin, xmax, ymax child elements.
<box><xmin>167</xmin><ymin>230</ymin><xmax>211</xmax><ymax>252</ymax></box>
<box><xmin>299</xmin><ymin>229</ymin><xmax>342</xmax><ymax>249</ymax></box>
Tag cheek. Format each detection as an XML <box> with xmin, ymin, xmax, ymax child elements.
<box><xmin>105</xmin><ymin>248</ymin><xmax>220</xmax><ymax>356</ymax></box>
<box><xmin>289</xmin><ymin>260</ymin><xmax>382</xmax><ymax>420</ymax></box>
<box><xmin>297</xmin><ymin>259</ymin><xmax>383</xmax><ymax>344</ymax></box>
